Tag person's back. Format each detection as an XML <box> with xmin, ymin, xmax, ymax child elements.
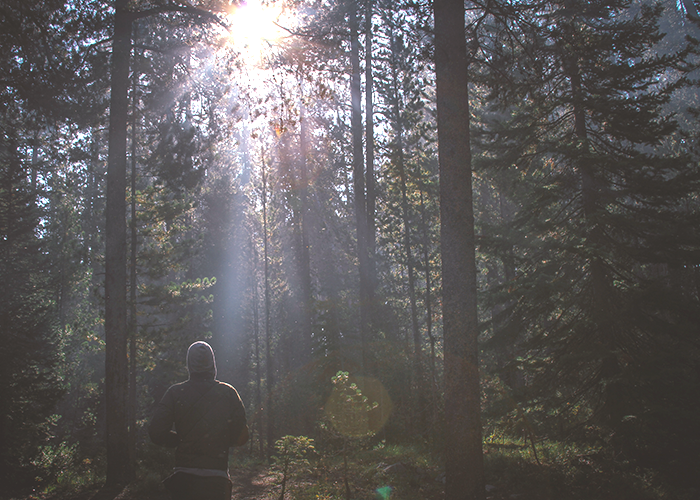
<box><xmin>149</xmin><ymin>341</ymin><xmax>248</xmax><ymax>500</ymax></box>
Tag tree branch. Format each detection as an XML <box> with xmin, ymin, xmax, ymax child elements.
<box><xmin>131</xmin><ymin>3</ymin><xmax>229</xmax><ymax>29</ymax></box>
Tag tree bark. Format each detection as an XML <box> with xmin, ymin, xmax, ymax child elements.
<box><xmin>350</xmin><ymin>2</ymin><xmax>370</xmax><ymax>370</ymax></box>
<box><xmin>433</xmin><ymin>0</ymin><xmax>485</xmax><ymax>498</ymax></box>
<box><xmin>389</xmin><ymin>30</ymin><xmax>422</xmax><ymax>402</ymax></box>
<box><xmin>127</xmin><ymin>45</ymin><xmax>139</xmax><ymax>474</ymax></box>
<box><xmin>365</xmin><ymin>0</ymin><xmax>376</xmax><ymax>297</ymax></box>
<box><xmin>299</xmin><ymin>69</ymin><xmax>313</xmax><ymax>367</ymax></box>
<box><xmin>387</xmin><ymin>27</ymin><xmax>423</xmax><ymax>429</ymax></box>
<box><xmin>563</xmin><ymin>48</ymin><xmax>610</xmax><ymax>320</ymax></box>
<box><xmin>262</xmin><ymin>154</ymin><xmax>275</xmax><ymax>460</ymax></box>
<box><xmin>105</xmin><ymin>0</ymin><xmax>132</xmax><ymax>487</ymax></box>
<box><xmin>419</xmin><ymin>189</ymin><xmax>438</xmax><ymax>420</ymax></box>
<box><xmin>104</xmin><ymin>0</ymin><xmax>225</xmax><ymax>484</ymax></box>
<box><xmin>252</xmin><ymin>235</ymin><xmax>263</xmax><ymax>457</ymax></box>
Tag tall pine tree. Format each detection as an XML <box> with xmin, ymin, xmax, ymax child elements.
<box><xmin>477</xmin><ymin>0</ymin><xmax>700</xmax><ymax>480</ymax></box>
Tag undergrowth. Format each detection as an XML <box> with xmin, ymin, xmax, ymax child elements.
<box><xmin>16</xmin><ymin>434</ymin><xmax>697</xmax><ymax>500</ymax></box>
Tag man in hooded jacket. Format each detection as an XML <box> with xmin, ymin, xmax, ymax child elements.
<box><xmin>149</xmin><ymin>341</ymin><xmax>249</xmax><ymax>500</ymax></box>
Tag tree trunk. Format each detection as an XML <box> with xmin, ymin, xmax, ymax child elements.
<box><xmin>387</xmin><ymin>26</ymin><xmax>423</xmax><ymax>429</ymax></box>
<box><xmin>433</xmin><ymin>0</ymin><xmax>485</xmax><ymax>498</ymax></box>
<box><xmin>419</xmin><ymin>189</ymin><xmax>438</xmax><ymax>422</ymax></box>
<box><xmin>365</xmin><ymin>0</ymin><xmax>376</xmax><ymax>297</ymax></box>
<box><xmin>262</xmin><ymin>154</ymin><xmax>275</xmax><ymax>460</ymax></box>
<box><xmin>564</xmin><ymin>49</ymin><xmax>619</xmax><ymax>403</ymax></box>
<box><xmin>127</xmin><ymin>48</ymin><xmax>139</xmax><ymax>473</ymax></box>
<box><xmin>105</xmin><ymin>0</ymin><xmax>133</xmax><ymax>487</ymax></box>
<box><xmin>350</xmin><ymin>2</ymin><xmax>370</xmax><ymax>370</ymax></box>
<box><xmin>389</xmin><ymin>29</ymin><xmax>422</xmax><ymax>409</ymax></box>
<box><xmin>249</xmin><ymin>233</ymin><xmax>263</xmax><ymax>457</ymax></box>
<box><xmin>298</xmin><ymin>69</ymin><xmax>312</xmax><ymax>367</ymax></box>
<box><xmin>563</xmin><ymin>49</ymin><xmax>611</xmax><ymax>323</ymax></box>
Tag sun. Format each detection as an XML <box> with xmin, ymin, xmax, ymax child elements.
<box><xmin>226</xmin><ymin>0</ymin><xmax>288</xmax><ymax>62</ymax></box>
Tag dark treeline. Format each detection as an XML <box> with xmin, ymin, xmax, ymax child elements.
<box><xmin>2</xmin><ymin>1</ymin><xmax>700</xmax><ymax>499</ymax></box>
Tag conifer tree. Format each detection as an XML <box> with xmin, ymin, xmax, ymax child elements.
<box><xmin>477</xmin><ymin>0</ymin><xmax>700</xmax><ymax>472</ymax></box>
<box><xmin>373</xmin><ymin>1</ymin><xmax>437</xmax><ymax>432</ymax></box>
<box><xmin>103</xmin><ymin>1</ymin><xmax>228</xmax><ymax>484</ymax></box>
<box><xmin>0</xmin><ymin>0</ymin><xmax>109</xmax><ymax>488</ymax></box>
<box><xmin>0</xmin><ymin>113</ymin><xmax>64</xmax><ymax>489</ymax></box>
<box><xmin>434</xmin><ymin>0</ymin><xmax>485</xmax><ymax>498</ymax></box>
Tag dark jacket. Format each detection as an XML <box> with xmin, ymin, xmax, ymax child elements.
<box><xmin>149</xmin><ymin>373</ymin><xmax>249</xmax><ymax>471</ymax></box>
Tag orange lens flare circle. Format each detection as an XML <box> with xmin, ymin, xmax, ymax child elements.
<box><xmin>324</xmin><ymin>375</ymin><xmax>393</xmax><ymax>438</ymax></box>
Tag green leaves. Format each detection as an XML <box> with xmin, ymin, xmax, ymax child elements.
<box><xmin>325</xmin><ymin>371</ymin><xmax>380</xmax><ymax>439</ymax></box>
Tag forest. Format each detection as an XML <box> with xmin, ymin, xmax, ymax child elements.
<box><xmin>2</xmin><ymin>0</ymin><xmax>700</xmax><ymax>499</ymax></box>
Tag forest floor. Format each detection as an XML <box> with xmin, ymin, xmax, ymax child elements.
<box><xmin>17</xmin><ymin>460</ymin><xmax>446</xmax><ymax>500</ymax></box>
<box><xmin>7</xmin><ymin>439</ymin><xmax>695</xmax><ymax>500</ymax></box>
<box><xmin>116</xmin><ymin>465</ymin><xmax>280</xmax><ymax>500</ymax></box>
<box><xmin>97</xmin><ymin>453</ymin><xmax>450</xmax><ymax>500</ymax></box>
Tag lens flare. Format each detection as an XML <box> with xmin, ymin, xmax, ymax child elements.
<box><xmin>376</xmin><ymin>485</ymin><xmax>392</xmax><ymax>500</ymax></box>
<box><xmin>324</xmin><ymin>375</ymin><xmax>393</xmax><ymax>438</ymax></box>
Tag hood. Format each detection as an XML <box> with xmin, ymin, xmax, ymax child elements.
<box><xmin>186</xmin><ymin>341</ymin><xmax>217</xmax><ymax>380</ymax></box>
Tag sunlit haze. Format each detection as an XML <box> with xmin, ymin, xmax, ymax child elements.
<box><xmin>225</xmin><ymin>0</ymin><xmax>290</xmax><ymax>64</ymax></box>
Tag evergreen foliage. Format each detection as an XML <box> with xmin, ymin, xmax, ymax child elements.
<box><xmin>2</xmin><ymin>0</ymin><xmax>700</xmax><ymax>497</ymax></box>
<box><xmin>0</xmin><ymin>0</ymin><xmax>108</xmax><ymax>489</ymax></box>
<box><xmin>0</xmin><ymin>107</ymin><xmax>64</xmax><ymax>489</ymax></box>
<box><xmin>475</xmin><ymin>0</ymin><xmax>700</xmax><ymax>482</ymax></box>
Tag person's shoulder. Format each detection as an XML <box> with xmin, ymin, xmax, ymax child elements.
<box><xmin>214</xmin><ymin>380</ymin><xmax>242</xmax><ymax>397</ymax></box>
<box><xmin>158</xmin><ymin>380</ymin><xmax>188</xmax><ymax>402</ymax></box>
<box><xmin>214</xmin><ymin>380</ymin><xmax>236</xmax><ymax>391</ymax></box>
<box><xmin>165</xmin><ymin>380</ymin><xmax>190</xmax><ymax>393</ymax></box>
